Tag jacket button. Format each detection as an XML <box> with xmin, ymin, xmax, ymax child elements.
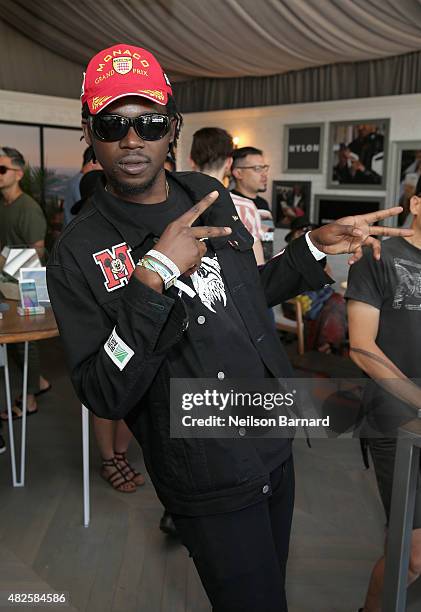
<box><xmin>217</xmin><ymin>371</ymin><xmax>225</xmax><ymax>379</ymax></box>
<box><xmin>197</xmin><ymin>315</ymin><xmax>206</xmax><ymax>325</ymax></box>
<box><xmin>239</xmin><ymin>427</ymin><xmax>246</xmax><ymax>436</ymax></box>
<box><xmin>262</xmin><ymin>484</ymin><xmax>270</xmax><ymax>494</ymax></box>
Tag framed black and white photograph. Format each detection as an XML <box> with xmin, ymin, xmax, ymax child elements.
<box><xmin>314</xmin><ymin>194</ymin><xmax>385</xmax><ymax>226</ymax></box>
<box><xmin>283</xmin><ymin>123</ymin><xmax>323</xmax><ymax>173</ymax></box>
<box><xmin>272</xmin><ymin>180</ymin><xmax>312</xmax><ymax>228</ymax></box>
<box><xmin>391</xmin><ymin>141</ymin><xmax>421</xmax><ymax>226</ymax></box>
<box><xmin>327</xmin><ymin>119</ymin><xmax>390</xmax><ymax>190</ymax></box>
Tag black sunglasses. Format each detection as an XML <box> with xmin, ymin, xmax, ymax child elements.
<box><xmin>0</xmin><ymin>165</ymin><xmax>19</xmax><ymax>175</ymax></box>
<box><xmin>90</xmin><ymin>113</ymin><xmax>171</xmax><ymax>142</ymax></box>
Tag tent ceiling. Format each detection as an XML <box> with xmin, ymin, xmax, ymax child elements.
<box><xmin>2</xmin><ymin>0</ymin><xmax>421</xmax><ymax>82</ymax></box>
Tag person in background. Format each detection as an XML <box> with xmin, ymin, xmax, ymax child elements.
<box><xmin>62</xmin><ymin>146</ymin><xmax>102</xmax><ymax>227</ymax></box>
<box><xmin>0</xmin><ymin>146</ymin><xmax>51</xmax><ymax>420</ymax></box>
<box><xmin>0</xmin><ymin>147</ymin><xmax>46</xmax><ymax>252</ymax></box>
<box><xmin>231</xmin><ymin>146</ymin><xmax>273</xmax><ymax>260</ymax></box>
<box><xmin>231</xmin><ymin>146</ymin><xmax>271</xmax><ymax>216</ymax></box>
<box><xmin>70</xmin><ymin>170</ymin><xmax>104</xmax><ymax>216</ymax></box>
<box><xmin>190</xmin><ymin>127</ymin><xmax>264</xmax><ymax>264</ymax></box>
<box><xmin>346</xmin><ymin>175</ymin><xmax>421</xmax><ymax>612</ymax></box>
<box><xmin>94</xmin><ymin>415</ymin><xmax>145</xmax><ymax>493</ymax></box>
<box><xmin>283</xmin><ymin>217</ymin><xmax>347</xmax><ymax>353</ymax></box>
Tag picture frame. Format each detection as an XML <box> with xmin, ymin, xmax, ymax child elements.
<box><xmin>271</xmin><ymin>180</ymin><xmax>312</xmax><ymax>229</ymax></box>
<box><xmin>390</xmin><ymin>140</ymin><xmax>421</xmax><ymax>227</ymax></box>
<box><xmin>20</xmin><ymin>267</ymin><xmax>49</xmax><ymax>303</ymax></box>
<box><xmin>283</xmin><ymin>123</ymin><xmax>324</xmax><ymax>173</ymax></box>
<box><xmin>18</xmin><ymin>279</ymin><xmax>39</xmax><ymax>309</ymax></box>
<box><xmin>314</xmin><ymin>194</ymin><xmax>385</xmax><ymax>226</ymax></box>
<box><xmin>327</xmin><ymin>119</ymin><xmax>390</xmax><ymax>190</ymax></box>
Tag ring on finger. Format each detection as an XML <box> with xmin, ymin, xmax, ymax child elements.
<box><xmin>199</xmin><ymin>237</ymin><xmax>209</xmax><ymax>242</ymax></box>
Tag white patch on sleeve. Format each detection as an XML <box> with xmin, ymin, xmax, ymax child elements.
<box><xmin>104</xmin><ymin>327</ymin><xmax>134</xmax><ymax>371</ymax></box>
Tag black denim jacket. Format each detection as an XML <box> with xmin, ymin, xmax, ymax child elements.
<box><xmin>47</xmin><ymin>171</ymin><xmax>332</xmax><ymax>515</ymax></box>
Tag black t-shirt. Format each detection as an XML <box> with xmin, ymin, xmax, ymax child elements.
<box><xmin>346</xmin><ymin>237</ymin><xmax>421</xmax><ymax>431</ymax></box>
<box><xmin>115</xmin><ymin>176</ymin><xmax>291</xmax><ymax>469</ymax></box>
<box><xmin>346</xmin><ymin>237</ymin><xmax>421</xmax><ymax>377</ymax></box>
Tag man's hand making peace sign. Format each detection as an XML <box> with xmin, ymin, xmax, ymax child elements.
<box><xmin>135</xmin><ymin>193</ymin><xmax>414</xmax><ymax>293</ymax></box>
<box><xmin>134</xmin><ymin>191</ymin><xmax>231</xmax><ymax>292</ymax></box>
<box><xmin>306</xmin><ymin>206</ymin><xmax>413</xmax><ymax>264</ymax></box>
<box><xmin>152</xmin><ymin>190</ymin><xmax>232</xmax><ymax>274</ymax></box>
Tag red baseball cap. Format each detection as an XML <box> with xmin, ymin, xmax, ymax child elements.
<box><xmin>81</xmin><ymin>43</ymin><xmax>173</xmax><ymax>115</ymax></box>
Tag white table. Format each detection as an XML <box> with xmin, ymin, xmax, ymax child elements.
<box><xmin>0</xmin><ymin>301</ymin><xmax>58</xmax><ymax>486</ymax></box>
<box><xmin>0</xmin><ymin>299</ymin><xmax>90</xmax><ymax>526</ymax></box>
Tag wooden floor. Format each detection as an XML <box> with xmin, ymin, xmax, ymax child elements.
<box><xmin>1</xmin><ymin>337</ymin><xmax>420</xmax><ymax>611</ymax></box>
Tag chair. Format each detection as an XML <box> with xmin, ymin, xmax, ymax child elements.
<box><xmin>274</xmin><ymin>298</ymin><xmax>305</xmax><ymax>355</ymax></box>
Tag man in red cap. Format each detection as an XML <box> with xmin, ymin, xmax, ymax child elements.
<box><xmin>47</xmin><ymin>44</ymin><xmax>413</xmax><ymax>612</ymax></box>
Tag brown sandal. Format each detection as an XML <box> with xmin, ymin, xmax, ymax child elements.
<box><xmin>101</xmin><ymin>457</ymin><xmax>137</xmax><ymax>493</ymax></box>
<box><xmin>114</xmin><ymin>452</ymin><xmax>145</xmax><ymax>487</ymax></box>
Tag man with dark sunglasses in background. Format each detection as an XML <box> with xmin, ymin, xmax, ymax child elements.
<box><xmin>0</xmin><ymin>146</ymin><xmax>51</xmax><ymax>422</ymax></box>
<box><xmin>0</xmin><ymin>147</ymin><xmax>46</xmax><ymax>252</ymax></box>
<box><xmin>47</xmin><ymin>44</ymin><xmax>414</xmax><ymax>612</ymax></box>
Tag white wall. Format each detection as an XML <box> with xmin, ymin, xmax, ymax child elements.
<box><xmin>178</xmin><ymin>93</ymin><xmax>421</xmax><ymax>207</ymax></box>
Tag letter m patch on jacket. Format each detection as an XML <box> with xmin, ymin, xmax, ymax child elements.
<box><xmin>93</xmin><ymin>242</ymin><xmax>135</xmax><ymax>292</ymax></box>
